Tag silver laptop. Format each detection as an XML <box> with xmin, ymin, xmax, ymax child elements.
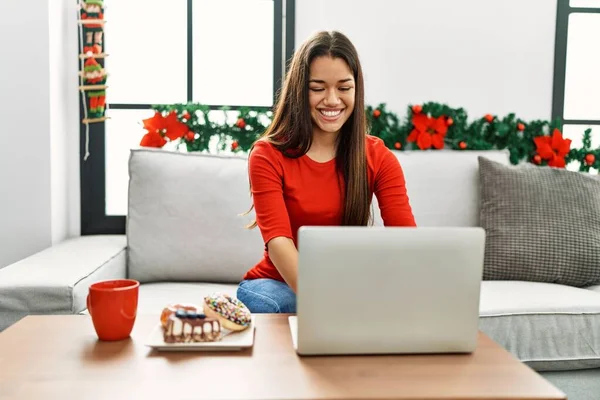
<box><xmin>289</xmin><ymin>226</ymin><xmax>485</xmax><ymax>356</ymax></box>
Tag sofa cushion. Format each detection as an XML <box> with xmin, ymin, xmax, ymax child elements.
<box><xmin>136</xmin><ymin>282</ymin><xmax>238</xmax><ymax>314</ymax></box>
<box><xmin>127</xmin><ymin>149</ymin><xmax>265</xmax><ymax>284</ymax></box>
<box><xmin>373</xmin><ymin>150</ymin><xmax>510</xmax><ymax>227</ymax></box>
<box><xmin>0</xmin><ymin>235</ymin><xmax>127</xmax><ymax>331</ymax></box>
<box><xmin>478</xmin><ymin>157</ymin><xmax>600</xmax><ymax>287</ymax></box>
<box><xmin>587</xmin><ymin>285</ymin><xmax>600</xmax><ymax>294</ymax></box>
<box><xmin>479</xmin><ymin>281</ymin><xmax>600</xmax><ymax>371</ymax></box>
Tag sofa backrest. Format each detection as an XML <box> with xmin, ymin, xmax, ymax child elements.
<box><xmin>126</xmin><ymin>147</ymin><xmax>509</xmax><ymax>284</ymax></box>
<box><xmin>127</xmin><ymin>149</ymin><xmax>264</xmax><ymax>284</ymax></box>
<box><xmin>376</xmin><ymin>150</ymin><xmax>510</xmax><ymax>227</ymax></box>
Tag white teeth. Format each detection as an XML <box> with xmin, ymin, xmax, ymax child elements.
<box><xmin>320</xmin><ymin>110</ymin><xmax>342</xmax><ymax>117</ymax></box>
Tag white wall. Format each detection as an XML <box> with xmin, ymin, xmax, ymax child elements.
<box><xmin>296</xmin><ymin>0</ymin><xmax>557</xmax><ymax>121</ymax></box>
<box><xmin>0</xmin><ymin>1</ymin><xmax>52</xmax><ymax>268</ymax></box>
<box><xmin>49</xmin><ymin>0</ymin><xmax>81</xmax><ymax>245</ymax></box>
<box><xmin>0</xmin><ymin>0</ymin><xmax>79</xmax><ymax>269</ymax></box>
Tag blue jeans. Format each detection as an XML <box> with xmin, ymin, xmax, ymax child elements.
<box><xmin>236</xmin><ymin>279</ymin><xmax>296</xmax><ymax>313</ymax></box>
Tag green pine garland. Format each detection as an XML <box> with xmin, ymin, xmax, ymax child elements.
<box><xmin>149</xmin><ymin>101</ymin><xmax>599</xmax><ymax>171</ymax></box>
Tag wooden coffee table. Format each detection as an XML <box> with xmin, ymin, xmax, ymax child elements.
<box><xmin>0</xmin><ymin>314</ymin><xmax>565</xmax><ymax>400</ymax></box>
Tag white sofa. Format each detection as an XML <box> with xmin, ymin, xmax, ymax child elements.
<box><xmin>1</xmin><ymin>147</ymin><xmax>600</xmax><ymax>400</ymax></box>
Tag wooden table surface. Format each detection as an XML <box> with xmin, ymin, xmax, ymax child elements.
<box><xmin>0</xmin><ymin>314</ymin><xmax>565</xmax><ymax>400</ymax></box>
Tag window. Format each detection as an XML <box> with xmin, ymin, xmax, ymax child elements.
<box><xmin>552</xmin><ymin>0</ymin><xmax>600</xmax><ymax>172</ymax></box>
<box><xmin>80</xmin><ymin>0</ymin><xmax>295</xmax><ymax>234</ymax></box>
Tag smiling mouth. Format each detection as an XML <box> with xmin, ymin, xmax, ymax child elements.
<box><xmin>319</xmin><ymin>109</ymin><xmax>344</xmax><ymax>118</ymax></box>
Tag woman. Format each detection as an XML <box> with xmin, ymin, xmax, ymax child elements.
<box><xmin>237</xmin><ymin>31</ymin><xmax>416</xmax><ymax>313</ymax></box>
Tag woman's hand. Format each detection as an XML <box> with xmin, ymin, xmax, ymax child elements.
<box><xmin>267</xmin><ymin>236</ymin><xmax>299</xmax><ymax>292</ymax></box>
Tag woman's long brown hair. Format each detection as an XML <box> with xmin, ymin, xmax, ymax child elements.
<box><xmin>245</xmin><ymin>31</ymin><xmax>370</xmax><ymax>228</ymax></box>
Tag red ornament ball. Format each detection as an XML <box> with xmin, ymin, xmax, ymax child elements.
<box><xmin>446</xmin><ymin>117</ymin><xmax>454</xmax><ymax>126</ymax></box>
<box><xmin>459</xmin><ymin>141</ymin><xmax>467</xmax><ymax>150</ymax></box>
<box><xmin>585</xmin><ymin>153</ymin><xmax>596</xmax><ymax>165</ymax></box>
<box><xmin>231</xmin><ymin>140</ymin><xmax>240</xmax><ymax>151</ymax></box>
<box><xmin>394</xmin><ymin>142</ymin><xmax>401</xmax><ymax>150</ymax></box>
<box><xmin>182</xmin><ymin>112</ymin><xmax>191</xmax><ymax>121</ymax></box>
<box><xmin>185</xmin><ymin>131</ymin><xmax>195</xmax><ymax>141</ymax></box>
<box><xmin>517</xmin><ymin>122</ymin><xmax>525</xmax><ymax>131</ymax></box>
<box><xmin>484</xmin><ymin>114</ymin><xmax>494</xmax><ymax>123</ymax></box>
<box><xmin>373</xmin><ymin>109</ymin><xmax>381</xmax><ymax>118</ymax></box>
<box><xmin>533</xmin><ymin>155</ymin><xmax>542</xmax><ymax>164</ymax></box>
<box><xmin>412</xmin><ymin>105</ymin><xmax>422</xmax><ymax>114</ymax></box>
<box><xmin>236</xmin><ymin>118</ymin><xmax>246</xmax><ymax>129</ymax></box>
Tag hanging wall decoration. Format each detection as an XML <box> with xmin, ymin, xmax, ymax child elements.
<box><xmin>78</xmin><ymin>0</ymin><xmax>108</xmax><ymax>159</ymax></box>
<box><xmin>80</xmin><ymin>0</ymin><xmax>104</xmax><ymax>56</ymax></box>
<box><xmin>82</xmin><ymin>57</ymin><xmax>107</xmax><ymax>119</ymax></box>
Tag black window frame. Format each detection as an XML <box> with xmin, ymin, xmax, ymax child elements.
<box><xmin>79</xmin><ymin>0</ymin><xmax>295</xmax><ymax>235</ymax></box>
<box><xmin>552</xmin><ymin>0</ymin><xmax>600</xmax><ymax>126</ymax></box>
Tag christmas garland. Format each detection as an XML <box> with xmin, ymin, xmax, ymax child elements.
<box><xmin>144</xmin><ymin>104</ymin><xmax>272</xmax><ymax>153</ymax></box>
<box><xmin>140</xmin><ymin>102</ymin><xmax>599</xmax><ymax>172</ymax></box>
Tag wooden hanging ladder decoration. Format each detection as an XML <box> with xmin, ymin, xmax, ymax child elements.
<box><xmin>78</xmin><ymin>0</ymin><xmax>107</xmax><ymax>126</ymax></box>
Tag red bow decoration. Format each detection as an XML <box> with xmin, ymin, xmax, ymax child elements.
<box><xmin>140</xmin><ymin>111</ymin><xmax>189</xmax><ymax>148</ymax></box>
<box><xmin>533</xmin><ymin>128</ymin><xmax>571</xmax><ymax>168</ymax></box>
<box><xmin>407</xmin><ymin>113</ymin><xmax>448</xmax><ymax>150</ymax></box>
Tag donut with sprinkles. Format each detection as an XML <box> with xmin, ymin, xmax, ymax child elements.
<box><xmin>203</xmin><ymin>292</ymin><xmax>251</xmax><ymax>331</ymax></box>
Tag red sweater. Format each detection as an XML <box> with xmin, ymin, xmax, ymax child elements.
<box><xmin>243</xmin><ymin>135</ymin><xmax>416</xmax><ymax>282</ymax></box>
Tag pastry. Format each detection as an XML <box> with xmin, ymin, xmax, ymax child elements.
<box><xmin>160</xmin><ymin>303</ymin><xmax>198</xmax><ymax>329</ymax></box>
<box><xmin>163</xmin><ymin>309</ymin><xmax>221</xmax><ymax>343</ymax></box>
<box><xmin>203</xmin><ymin>293</ymin><xmax>252</xmax><ymax>332</ymax></box>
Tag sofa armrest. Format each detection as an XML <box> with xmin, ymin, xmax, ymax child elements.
<box><xmin>0</xmin><ymin>235</ymin><xmax>127</xmax><ymax>331</ymax></box>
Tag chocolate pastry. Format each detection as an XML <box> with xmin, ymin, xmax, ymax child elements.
<box><xmin>163</xmin><ymin>310</ymin><xmax>222</xmax><ymax>343</ymax></box>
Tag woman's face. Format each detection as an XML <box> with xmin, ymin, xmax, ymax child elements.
<box><xmin>308</xmin><ymin>55</ymin><xmax>355</xmax><ymax>137</ymax></box>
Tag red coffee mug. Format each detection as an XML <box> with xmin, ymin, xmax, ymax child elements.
<box><xmin>87</xmin><ymin>279</ymin><xmax>139</xmax><ymax>341</ymax></box>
